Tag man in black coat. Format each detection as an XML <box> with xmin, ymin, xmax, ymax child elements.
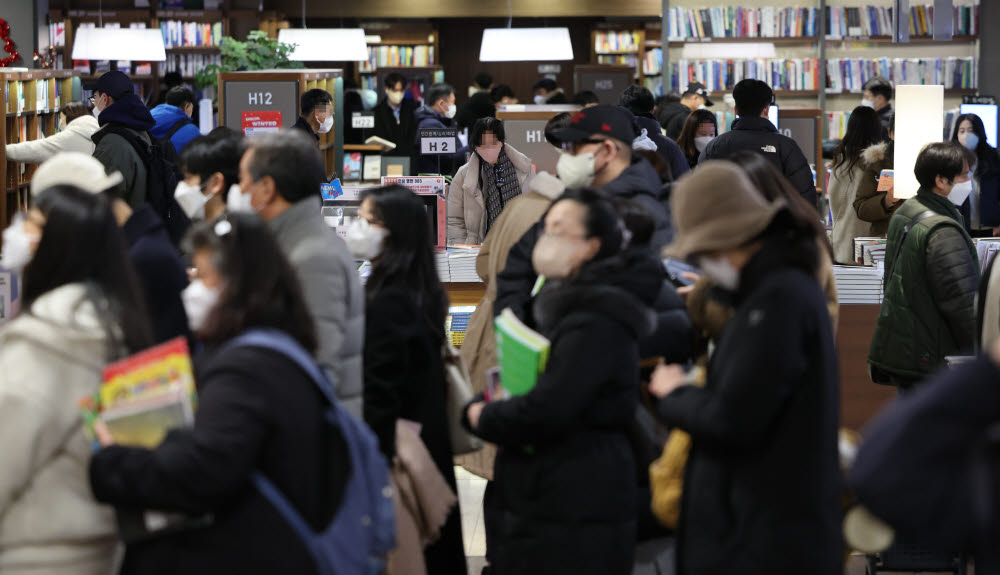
<box><xmin>291</xmin><ymin>89</ymin><xmax>333</xmax><ymax>146</ymax></box>
<box><xmin>658</xmin><ymin>82</ymin><xmax>712</xmax><ymax>140</ymax></box>
<box><xmin>412</xmin><ymin>82</ymin><xmax>466</xmax><ymax>176</ymax></box>
<box><xmin>620</xmin><ymin>85</ymin><xmax>691</xmax><ymax>181</ymax></box>
<box><xmin>493</xmin><ymin>105</ymin><xmax>671</xmax><ymax>323</ymax></box>
<box><xmin>700</xmin><ymin>79</ymin><xmax>818</xmax><ymax>210</ymax></box>
<box><xmin>372</xmin><ymin>72</ymin><xmax>418</xmax><ymax>158</ymax></box>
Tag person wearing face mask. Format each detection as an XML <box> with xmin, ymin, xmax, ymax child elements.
<box><xmin>176</xmin><ymin>134</ymin><xmax>244</xmax><ymax>223</ymax></box>
<box><xmin>853</xmin><ymin>114</ymin><xmax>902</xmax><ymax>238</ymax></box>
<box><xmin>447</xmin><ymin>117</ymin><xmax>535</xmax><ymax>245</ymax></box>
<box><xmin>868</xmin><ymin>142</ymin><xmax>981</xmax><ymax>391</ymax></box>
<box><xmin>5</xmin><ymin>101</ymin><xmax>97</xmax><ymax>163</ymax></box>
<box><xmin>0</xmin><ymin>184</ymin><xmax>154</xmax><ymax>575</ymax></box>
<box><xmin>149</xmin><ymin>86</ymin><xmax>202</xmax><ymax>155</ymax></box>
<box><xmin>464</xmin><ymin>188</ymin><xmax>660</xmax><ymax>575</ymax></box>
<box><xmin>620</xmin><ymin>85</ymin><xmax>691</xmax><ymax>180</ymax></box>
<box><xmin>648</xmin><ymin>161</ymin><xmax>842</xmax><ymax>575</ymax></box>
<box><xmin>31</xmin><ymin>152</ymin><xmax>190</xmax><ymax>346</ymax></box>
<box><xmin>657</xmin><ymin>82</ymin><xmax>713</xmax><ymax>141</ymax></box>
<box><xmin>355</xmin><ymin>185</ymin><xmax>467</xmax><ymax>575</ymax></box>
<box><xmin>493</xmin><ymin>104</ymin><xmax>670</xmax><ymax>324</ymax></box>
<box><xmin>861</xmin><ymin>76</ymin><xmax>894</xmax><ymax>142</ymax></box>
<box><xmin>292</xmin><ymin>88</ymin><xmax>333</xmax><ymax>145</ymax></box>
<box><xmin>236</xmin><ymin>130</ymin><xmax>365</xmax><ymax>418</ymax></box>
<box><xmin>412</xmin><ymin>82</ymin><xmax>466</xmax><ymax>176</ymax></box>
<box><xmin>372</xmin><ymin>72</ymin><xmax>418</xmax><ymax>158</ymax></box>
<box><xmin>531</xmin><ymin>77</ymin><xmax>569</xmax><ymax>106</ymax></box>
<box><xmin>828</xmin><ymin>106</ymin><xmax>884</xmax><ymax>263</ymax></box>
<box><xmin>675</xmin><ymin>108</ymin><xmax>718</xmax><ymax>170</ymax></box>
<box><xmin>951</xmin><ymin>113</ymin><xmax>1000</xmax><ymax>235</ymax></box>
<box><xmin>89</xmin><ymin>214</ymin><xmax>351</xmax><ymax>575</ymax></box>
<box><xmin>87</xmin><ymin>70</ymin><xmax>157</xmax><ymax>208</ymax></box>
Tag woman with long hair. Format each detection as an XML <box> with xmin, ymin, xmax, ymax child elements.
<box><xmin>0</xmin><ymin>185</ymin><xmax>153</xmax><ymax>575</ymax></box>
<box><xmin>650</xmin><ymin>161</ymin><xmax>842</xmax><ymax>575</ymax></box>
<box><xmin>675</xmin><ymin>109</ymin><xmax>718</xmax><ymax>169</ymax></box>
<box><xmin>853</xmin><ymin>114</ymin><xmax>900</xmax><ymax>238</ymax></box>
<box><xmin>352</xmin><ymin>184</ymin><xmax>467</xmax><ymax>574</ymax></box>
<box><xmin>89</xmin><ymin>215</ymin><xmax>348</xmax><ymax>574</ymax></box>
<box><xmin>829</xmin><ymin>106</ymin><xmax>883</xmax><ymax>263</ymax></box>
<box><xmin>951</xmin><ymin>112</ymin><xmax>1000</xmax><ymax>234</ymax></box>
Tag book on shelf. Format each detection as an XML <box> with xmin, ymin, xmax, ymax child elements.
<box><xmin>361</xmin><ymin>45</ymin><xmax>435</xmax><ymax>72</ymax></box>
<box><xmin>594</xmin><ymin>30</ymin><xmax>642</xmax><ymax>53</ymax></box>
<box><xmin>665</xmin><ymin>6</ymin><xmax>817</xmax><ymax>40</ymax></box>
<box><xmin>49</xmin><ymin>21</ymin><xmax>66</xmax><ymax>47</ymax></box>
<box><xmin>78</xmin><ymin>337</ymin><xmax>197</xmax><ymax>450</ymax></box>
<box><xmin>825</xmin><ymin>5</ymin><xmax>978</xmax><ymax>39</ymax></box>
<box><xmin>825</xmin><ymin>57</ymin><xmax>977</xmax><ymax>93</ymax></box>
<box><xmin>160</xmin><ymin>21</ymin><xmax>223</xmax><ymax>49</ymax></box>
<box><xmin>163</xmin><ymin>53</ymin><xmax>221</xmax><ymax>78</ymax></box>
<box><xmin>494</xmin><ymin>308</ymin><xmax>550</xmax><ymax>397</ymax></box>
<box><xmin>669</xmin><ymin>58</ymin><xmax>820</xmax><ymax>93</ymax></box>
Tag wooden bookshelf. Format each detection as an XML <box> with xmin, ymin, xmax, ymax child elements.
<box><xmin>1</xmin><ymin>70</ymin><xmax>81</xmax><ymax>236</ymax></box>
<box><xmin>356</xmin><ymin>23</ymin><xmax>439</xmax><ymax>91</ymax></box>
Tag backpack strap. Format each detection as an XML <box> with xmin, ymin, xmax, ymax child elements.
<box><xmin>223</xmin><ymin>328</ymin><xmax>338</xmax><ymax>406</ymax></box>
<box><xmin>164</xmin><ymin>118</ymin><xmax>193</xmax><ymax>140</ymax></box>
<box><xmin>884</xmin><ymin>209</ymin><xmax>938</xmax><ymax>289</ymax></box>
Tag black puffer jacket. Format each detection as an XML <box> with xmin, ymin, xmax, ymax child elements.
<box><xmin>635</xmin><ymin>114</ymin><xmax>691</xmax><ymax>181</ymax></box>
<box><xmin>472</xmin><ymin>255</ymin><xmax>658</xmax><ymax>575</ymax></box>
<box><xmin>658</xmin><ymin>102</ymin><xmax>692</xmax><ymax>140</ymax></box>
<box><xmin>700</xmin><ymin>116</ymin><xmax>817</xmax><ymax>210</ymax></box>
<box><xmin>655</xmin><ymin>238</ymin><xmax>842</xmax><ymax>575</ymax></box>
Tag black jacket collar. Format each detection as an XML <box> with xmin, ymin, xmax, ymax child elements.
<box><xmin>732</xmin><ymin>115</ymin><xmax>778</xmax><ymax>134</ymax></box>
<box><xmin>293</xmin><ymin>116</ymin><xmax>320</xmax><ymax>142</ymax></box>
<box><xmin>916</xmin><ymin>186</ymin><xmax>964</xmax><ymax>225</ymax></box>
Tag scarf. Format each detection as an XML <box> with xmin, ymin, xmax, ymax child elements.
<box><xmin>480</xmin><ymin>148</ymin><xmax>522</xmax><ymax>235</ymax></box>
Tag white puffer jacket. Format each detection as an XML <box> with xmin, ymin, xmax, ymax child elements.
<box><xmin>0</xmin><ymin>283</ymin><xmax>120</xmax><ymax>575</ymax></box>
<box><xmin>5</xmin><ymin>115</ymin><xmax>99</xmax><ymax>164</ymax></box>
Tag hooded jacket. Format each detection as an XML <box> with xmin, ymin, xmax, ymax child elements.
<box><xmin>5</xmin><ymin>115</ymin><xmax>99</xmax><ymax>163</ymax></box>
<box><xmin>659</xmin><ymin>102</ymin><xmax>692</xmax><ymax>141</ymax></box>
<box><xmin>268</xmin><ymin>197</ymin><xmax>365</xmax><ymax>418</ymax></box>
<box><xmin>413</xmin><ymin>105</ymin><xmax>465</xmax><ymax>176</ymax></box>
<box><xmin>700</xmin><ymin>116</ymin><xmax>817</xmax><ymax>210</ymax></box>
<box><xmin>0</xmin><ymin>284</ymin><xmax>120</xmax><ymax>575</ymax></box>
<box><xmin>853</xmin><ymin>141</ymin><xmax>901</xmax><ymax>237</ymax></box>
<box><xmin>470</xmin><ymin>254</ymin><xmax>659</xmax><ymax>575</ymax></box>
<box><xmin>92</xmin><ymin>94</ymin><xmax>156</xmax><ymax>208</ymax></box>
<box><xmin>150</xmin><ymin>104</ymin><xmax>200</xmax><ymax>155</ymax></box>
<box><xmin>634</xmin><ymin>114</ymin><xmax>690</xmax><ymax>181</ymax></box>
<box><xmin>447</xmin><ymin>143</ymin><xmax>535</xmax><ymax>245</ymax></box>
<box><xmin>656</xmin><ymin>239</ymin><xmax>842</xmax><ymax>575</ymax></box>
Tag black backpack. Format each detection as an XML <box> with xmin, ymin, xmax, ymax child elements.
<box><xmin>97</xmin><ymin>123</ymin><xmax>191</xmax><ymax>247</ymax></box>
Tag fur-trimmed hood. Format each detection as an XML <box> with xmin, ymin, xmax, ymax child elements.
<box><xmin>861</xmin><ymin>141</ymin><xmax>889</xmax><ymax>167</ymax></box>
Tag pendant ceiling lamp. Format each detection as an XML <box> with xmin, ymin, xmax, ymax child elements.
<box><xmin>278</xmin><ymin>28</ymin><xmax>369</xmax><ymax>61</ymax></box>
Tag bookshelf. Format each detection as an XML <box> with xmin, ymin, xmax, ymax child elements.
<box><xmin>1</xmin><ymin>70</ymin><xmax>81</xmax><ymax>235</ymax></box>
<box><xmin>357</xmin><ymin>23</ymin><xmax>439</xmax><ymax>92</ymax></box>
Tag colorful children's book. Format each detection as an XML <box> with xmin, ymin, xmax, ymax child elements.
<box><xmin>494</xmin><ymin>308</ymin><xmax>551</xmax><ymax>397</ymax></box>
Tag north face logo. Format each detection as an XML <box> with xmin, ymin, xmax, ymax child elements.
<box><xmin>760</xmin><ymin>145</ymin><xmax>777</xmax><ymax>153</ymax></box>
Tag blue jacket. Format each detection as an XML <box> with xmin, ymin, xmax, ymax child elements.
<box><xmin>150</xmin><ymin>103</ymin><xmax>200</xmax><ymax>154</ymax></box>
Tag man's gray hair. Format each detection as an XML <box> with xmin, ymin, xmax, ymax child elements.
<box><xmin>247</xmin><ymin>129</ymin><xmax>325</xmax><ymax>203</ymax></box>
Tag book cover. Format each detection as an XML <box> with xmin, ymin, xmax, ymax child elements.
<box><xmin>494</xmin><ymin>308</ymin><xmax>551</xmax><ymax>397</ymax></box>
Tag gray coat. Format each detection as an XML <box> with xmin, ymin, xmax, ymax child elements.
<box><xmin>92</xmin><ymin>127</ymin><xmax>150</xmax><ymax>208</ymax></box>
<box><xmin>268</xmin><ymin>197</ymin><xmax>364</xmax><ymax>417</ymax></box>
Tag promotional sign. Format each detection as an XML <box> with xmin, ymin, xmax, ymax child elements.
<box><xmin>419</xmin><ymin>129</ymin><xmax>458</xmax><ymax>155</ymax></box>
<box><xmin>320</xmin><ymin>179</ymin><xmax>344</xmax><ymax>201</ymax></box>
<box><xmin>380</xmin><ymin>176</ymin><xmax>447</xmax><ymax>196</ymax></box>
<box><xmin>240</xmin><ymin>111</ymin><xmax>282</xmax><ymax>136</ymax></box>
<box><xmin>224</xmin><ymin>80</ymin><xmax>298</xmax><ymax>132</ymax></box>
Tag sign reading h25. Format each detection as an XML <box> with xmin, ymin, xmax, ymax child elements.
<box><xmin>419</xmin><ymin>128</ymin><xmax>458</xmax><ymax>155</ymax></box>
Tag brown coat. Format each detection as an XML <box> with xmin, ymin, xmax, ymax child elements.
<box><xmin>853</xmin><ymin>142</ymin><xmax>904</xmax><ymax>237</ymax></box>
<box><xmin>447</xmin><ymin>143</ymin><xmax>535</xmax><ymax>245</ymax></box>
<box><xmin>455</xmin><ymin>172</ymin><xmax>564</xmax><ymax>479</ymax></box>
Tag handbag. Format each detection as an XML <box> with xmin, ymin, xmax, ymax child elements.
<box><xmin>442</xmin><ymin>342</ymin><xmax>483</xmax><ymax>456</ymax></box>
<box><xmin>649</xmin><ymin>428</ymin><xmax>692</xmax><ymax>529</ymax></box>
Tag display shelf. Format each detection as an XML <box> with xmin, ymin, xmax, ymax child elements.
<box><xmin>648</xmin><ymin>36</ymin><xmax>820</xmax><ymax>48</ymax></box>
<box><xmin>825</xmin><ymin>34</ymin><xmax>978</xmax><ymax>45</ymax></box>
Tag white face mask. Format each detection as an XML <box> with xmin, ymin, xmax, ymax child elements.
<box><xmin>174</xmin><ymin>180</ymin><xmax>213</xmax><ymax>221</ymax></box>
<box><xmin>182</xmin><ymin>279</ymin><xmax>221</xmax><ymax>332</ymax></box>
<box><xmin>444</xmin><ymin>104</ymin><xmax>457</xmax><ymax>119</ymax></box>
<box><xmin>346</xmin><ymin>218</ymin><xmax>389</xmax><ymax>260</ymax></box>
<box><xmin>317</xmin><ymin>115</ymin><xmax>333</xmax><ymax>134</ymax></box>
<box><xmin>699</xmin><ymin>256</ymin><xmax>740</xmax><ymax>291</ymax></box>
<box><xmin>556</xmin><ymin>151</ymin><xmax>597</xmax><ymax>189</ymax></box>
<box><xmin>387</xmin><ymin>90</ymin><xmax>404</xmax><ymax>106</ymax></box>
<box><xmin>963</xmin><ymin>133</ymin><xmax>980</xmax><ymax>151</ymax></box>
<box><xmin>531</xmin><ymin>233</ymin><xmax>585</xmax><ymax>280</ymax></box>
<box><xmin>694</xmin><ymin>136</ymin><xmax>714</xmax><ymax>152</ymax></box>
<box><xmin>92</xmin><ymin>106</ymin><xmax>102</xmax><ymax>119</ymax></box>
<box><xmin>861</xmin><ymin>99</ymin><xmax>875</xmax><ymax>109</ymax></box>
<box><xmin>1</xmin><ymin>214</ymin><xmax>39</xmax><ymax>274</ymax></box>
<box><xmin>227</xmin><ymin>184</ymin><xmax>255</xmax><ymax>214</ymax></box>
<box><xmin>948</xmin><ymin>177</ymin><xmax>974</xmax><ymax>206</ymax></box>
<box><xmin>534</xmin><ymin>94</ymin><xmax>547</xmax><ymax>105</ymax></box>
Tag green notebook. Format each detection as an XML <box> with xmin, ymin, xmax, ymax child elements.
<box><xmin>494</xmin><ymin>308</ymin><xmax>551</xmax><ymax>397</ymax></box>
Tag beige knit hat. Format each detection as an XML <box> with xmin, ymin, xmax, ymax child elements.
<box><xmin>31</xmin><ymin>152</ymin><xmax>123</xmax><ymax>198</ymax></box>
<box><xmin>664</xmin><ymin>160</ymin><xmax>785</xmax><ymax>259</ymax></box>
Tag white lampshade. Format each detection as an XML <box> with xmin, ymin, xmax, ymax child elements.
<box><xmin>72</xmin><ymin>28</ymin><xmax>166</xmax><ymax>61</ymax></box>
<box><xmin>681</xmin><ymin>42</ymin><xmax>776</xmax><ymax>59</ymax></box>
<box><xmin>893</xmin><ymin>84</ymin><xmax>945</xmax><ymax>199</ymax></box>
<box><xmin>479</xmin><ymin>28</ymin><xmax>574</xmax><ymax>62</ymax></box>
<box><xmin>278</xmin><ymin>28</ymin><xmax>369</xmax><ymax>61</ymax></box>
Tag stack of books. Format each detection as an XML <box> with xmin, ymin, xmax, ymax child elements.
<box><xmin>834</xmin><ymin>264</ymin><xmax>884</xmax><ymax>305</ymax></box>
<box><xmin>446</xmin><ymin>306</ymin><xmax>476</xmax><ymax>347</ymax></box>
<box><xmin>448</xmin><ymin>247</ymin><xmax>480</xmax><ymax>282</ymax></box>
<box><xmin>435</xmin><ymin>249</ymin><xmax>451</xmax><ymax>283</ymax></box>
<box><xmin>975</xmin><ymin>238</ymin><xmax>1000</xmax><ymax>273</ymax></box>
<box><xmin>854</xmin><ymin>237</ymin><xmax>888</xmax><ymax>266</ymax></box>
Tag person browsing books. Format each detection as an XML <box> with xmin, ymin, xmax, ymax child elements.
<box><xmin>88</xmin><ymin>214</ymin><xmax>350</xmax><ymax>575</ymax></box>
<box><xmin>464</xmin><ymin>188</ymin><xmax>660</xmax><ymax>575</ymax></box>
<box><xmin>349</xmin><ymin>185</ymin><xmax>467</xmax><ymax>575</ymax></box>
<box><xmin>828</xmin><ymin>106</ymin><xmax>883</xmax><ymax>264</ymax></box>
<box><xmin>0</xmin><ymin>185</ymin><xmax>154</xmax><ymax>575</ymax></box>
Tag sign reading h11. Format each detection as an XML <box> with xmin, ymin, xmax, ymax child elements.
<box><xmin>419</xmin><ymin>129</ymin><xmax>458</xmax><ymax>155</ymax></box>
<box><xmin>352</xmin><ymin>111</ymin><xmax>375</xmax><ymax>129</ymax></box>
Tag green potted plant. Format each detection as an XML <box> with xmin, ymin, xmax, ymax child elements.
<box><xmin>195</xmin><ymin>30</ymin><xmax>304</xmax><ymax>90</ymax></box>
